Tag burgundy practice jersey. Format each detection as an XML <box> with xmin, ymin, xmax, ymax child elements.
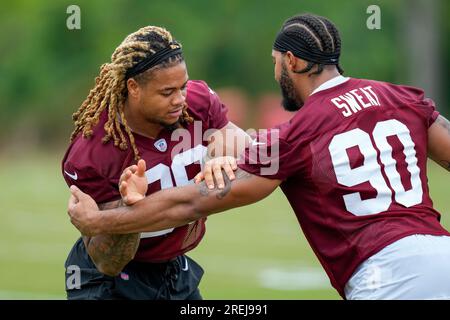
<box><xmin>239</xmin><ymin>77</ymin><xmax>450</xmax><ymax>298</ymax></box>
<box><xmin>62</xmin><ymin>80</ymin><xmax>228</xmax><ymax>262</ymax></box>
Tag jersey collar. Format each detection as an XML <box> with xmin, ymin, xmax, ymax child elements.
<box><xmin>310</xmin><ymin>75</ymin><xmax>350</xmax><ymax>96</ymax></box>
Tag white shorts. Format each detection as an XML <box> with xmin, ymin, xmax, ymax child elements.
<box><xmin>344</xmin><ymin>234</ymin><xmax>450</xmax><ymax>300</ymax></box>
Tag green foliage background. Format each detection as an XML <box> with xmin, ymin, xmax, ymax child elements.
<box><xmin>0</xmin><ymin>0</ymin><xmax>449</xmax><ymax>148</ymax></box>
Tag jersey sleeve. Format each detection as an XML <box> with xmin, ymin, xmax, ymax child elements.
<box><xmin>396</xmin><ymin>85</ymin><xmax>440</xmax><ymax>127</ymax></box>
<box><xmin>238</xmin><ymin>126</ymin><xmax>304</xmax><ymax>181</ymax></box>
<box><xmin>418</xmin><ymin>97</ymin><xmax>439</xmax><ymax>127</ymax></box>
<box><xmin>186</xmin><ymin>80</ymin><xmax>229</xmax><ymax>129</ymax></box>
<box><xmin>62</xmin><ymin>161</ymin><xmax>120</xmax><ymax>204</ymax></box>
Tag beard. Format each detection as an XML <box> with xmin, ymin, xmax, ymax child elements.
<box><xmin>279</xmin><ymin>64</ymin><xmax>303</xmax><ymax>112</ymax></box>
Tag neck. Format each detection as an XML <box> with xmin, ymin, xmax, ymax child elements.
<box><xmin>123</xmin><ymin>100</ymin><xmax>163</xmax><ymax>139</ymax></box>
<box><xmin>295</xmin><ymin>67</ymin><xmax>340</xmax><ymax>102</ymax></box>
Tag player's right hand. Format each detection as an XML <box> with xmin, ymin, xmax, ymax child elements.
<box><xmin>194</xmin><ymin>156</ymin><xmax>238</xmax><ymax>189</ymax></box>
<box><xmin>68</xmin><ymin>185</ymin><xmax>102</xmax><ymax>236</ymax></box>
<box><xmin>119</xmin><ymin>159</ymin><xmax>148</xmax><ymax>205</ymax></box>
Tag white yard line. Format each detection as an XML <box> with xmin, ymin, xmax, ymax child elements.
<box><xmin>259</xmin><ymin>267</ymin><xmax>330</xmax><ymax>290</ymax></box>
<box><xmin>194</xmin><ymin>253</ymin><xmax>331</xmax><ymax>290</ymax></box>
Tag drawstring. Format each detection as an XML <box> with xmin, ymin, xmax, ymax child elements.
<box><xmin>168</xmin><ymin>258</ymin><xmax>181</xmax><ymax>291</ymax></box>
<box><xmin>155</xmin><ymin>257</ymin><xmax>181</xmax><ymax>300</ymax></box>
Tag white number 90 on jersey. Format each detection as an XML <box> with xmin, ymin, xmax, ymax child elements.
<box><xmin>329</xmin><ymin>119</ymin><xmax>423</xmax><ymax>216</ymax></box>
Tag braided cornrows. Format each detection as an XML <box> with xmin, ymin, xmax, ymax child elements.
<box><xmin>282</xmin><ymin>14</ymin><xmax>344</xmax><ymax>75</ymax></box>
<box><xmin>70</xmin><ymin>26</ymin><xmax>193</xmax><ymax>160</ymax></box>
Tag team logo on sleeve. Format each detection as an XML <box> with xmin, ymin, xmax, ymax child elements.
<box><xmin>154</xmin><ymin>138</ymin><xmax>168</xmax><ymax>152</ymax></box>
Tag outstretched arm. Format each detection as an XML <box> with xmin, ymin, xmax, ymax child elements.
<box><xmin>68</xmin><ymin>167</ymin><xmax>281</xmax><ymax>236</ymax></box>
<box><xmin>428</xmin><ymin>115</ymin><xmax>450</xmax><ymax>172</ymax></box>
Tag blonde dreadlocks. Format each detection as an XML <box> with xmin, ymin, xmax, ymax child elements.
<box><xmin>70</xmin><ymin>26</ymin><xmax>193</xmax><ymax>160</ymax></box>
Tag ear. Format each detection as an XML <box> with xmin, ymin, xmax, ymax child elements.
<box><xmin>127</xmin><ymin>78</ymin><xmax>140</xmax><ymax>98</ymax></box>
<box><xmin>285</xmin><ymin>51</ymin><xmax>308</xmax><ymax>73</ymax></box>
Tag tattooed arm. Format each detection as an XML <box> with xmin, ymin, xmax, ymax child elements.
<box><xmin>82</xmin><ymin>199</ymin><xmax>140</xmax><ymax>276</ymax></box>
<box><xmin>69</xmin><ymin>168</ymin><xmax>281</xmax><ymax>236</ymax></box>
<box><xmin>428</xmin><ymin>115</ymin><xmax>450</xmax><ymax>172</ymax></box>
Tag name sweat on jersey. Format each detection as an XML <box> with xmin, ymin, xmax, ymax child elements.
<box><xmin>239</xmin><ymin>76</ymin><xmax>450</xmax><ymax>298</ymax></box>
<box><xmin>62</xmin><ymin>80</ymin><xmax>229</xmax><ymax>263</ymax></box>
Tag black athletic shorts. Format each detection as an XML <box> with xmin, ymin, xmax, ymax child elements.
<box><xmin>64</xmin><ymin>237</ymin><xmax>204</xmax><ymax>300</ymax></box>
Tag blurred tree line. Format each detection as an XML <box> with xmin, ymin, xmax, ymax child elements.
<box><xmin>0</xmin><ymin>0</ymin><xmax>448</xmax><ymax>151</ymax></box>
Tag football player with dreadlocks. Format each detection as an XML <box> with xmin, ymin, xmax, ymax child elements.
<box><xmin>62</xmin><ymin>26</ymin><xmax>247</xmax><ymax>300</ymax></box>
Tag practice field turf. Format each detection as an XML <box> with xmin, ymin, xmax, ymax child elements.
<box><xmin>0</xmin><ymin>152</ymin><xmax>448</xmax><ymax>299</ymax></box>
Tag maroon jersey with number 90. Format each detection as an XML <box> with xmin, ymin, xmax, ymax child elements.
<box><xmin>239</xmin><ymin>77</ymin><xmax>450</xmax><ymax>298</ymax></box>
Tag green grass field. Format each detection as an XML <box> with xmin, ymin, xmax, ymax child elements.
<box><xmin>0</xmin><ymin>152</ymin><xmax>448</xmax><ymax>299</ymax></box>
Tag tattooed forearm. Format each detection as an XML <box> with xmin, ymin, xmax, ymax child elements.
<box><xmin>83</xmin><ymin>199</ymin><xmax>140</xmax><ymax>276</ymax></box>
<box><xmin>217</xmin><ymin>172</ymin><xmax>232</xmax><ymax>199</ymax></box>
<box><xmin>84</xmin><ymin>233</ymin><xmax>140</xmax><ymax>275</ymax></box>
<box><xmin>198</xmin><ymin>168</ymin><xmax>251</xmax><ymax>199</ymax></box>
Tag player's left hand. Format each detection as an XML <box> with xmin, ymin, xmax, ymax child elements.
<box><xmin>119</xmin><ymin>159</ymin><xmax>148</xmax><ymax>205</ymax></box>
<box><xmin>194</xmin><ymin>156</ymin><xmax>238</xmax><ymax>189</ymax></box>
<box><xmin>67</xmin><ymin>185</ymin><xmax>102</xmax><ymax>236</ymax></box>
